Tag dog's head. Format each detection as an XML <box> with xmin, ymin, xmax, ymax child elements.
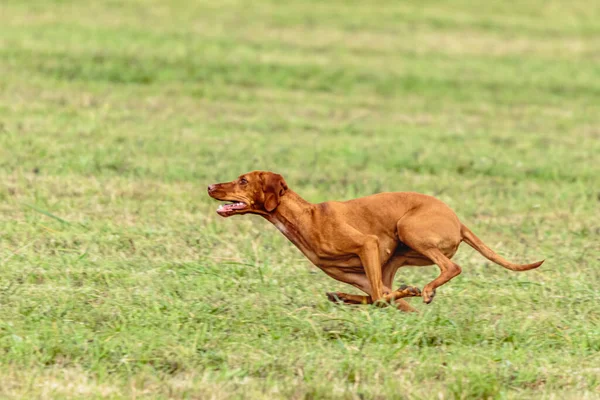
<box><xmin>207</xmin><ymin>171</ymin><xmax>288</xmax><ymax>217</ymax></box>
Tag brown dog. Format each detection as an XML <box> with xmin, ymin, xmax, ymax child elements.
<box><xmin>208</xmin><ymin>171</ymin><xmax>543</xmax><ymax>312</ymax></box>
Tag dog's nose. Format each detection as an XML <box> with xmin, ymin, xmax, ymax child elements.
<box><xmin>207</xmin><ymin>184</ymin><xmax>216</xmax><ymax>193</ymax></box>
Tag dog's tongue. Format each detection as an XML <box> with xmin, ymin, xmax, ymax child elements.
<box><xmin>216</xmin><ymin>205</ymin><xmax>230</xmax><ymax>217</ymax></box>
<box><xmin>216</xmin><ymin>202</ymin><xmax>245</xmax><ymax>217</ymax></box>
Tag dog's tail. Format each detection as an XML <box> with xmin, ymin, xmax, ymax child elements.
<box><xmin>460</xmin><ymin>224</ymin><xmax>544</xmax><ymax>271</ymax></box>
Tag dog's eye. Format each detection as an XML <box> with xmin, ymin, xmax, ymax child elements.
<box><xmin>240</xmin><ymin>178</ymin><xmax>248</xmax><ymax>185</ymax></box>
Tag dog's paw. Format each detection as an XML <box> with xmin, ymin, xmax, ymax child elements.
<box><xmin>397</xmin><ymin>284</ymin><xmax>422</xmax><ymax>297</ymax></box>
<box><xmin>422</xmin><ymin>286</ymin><xmax>436</xmax><ymax>304</ymax></box>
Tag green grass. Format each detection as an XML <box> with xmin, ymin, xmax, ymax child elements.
<box><xmin>1</xmin><ymin>0</ymin><xmax>599</xmax><ymax>398</ymax></box>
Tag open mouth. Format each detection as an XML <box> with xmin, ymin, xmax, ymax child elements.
<box><xmin>216</xmin><ymin>201</ymin><xmax>248</xmax><ymax>217</ymax></box>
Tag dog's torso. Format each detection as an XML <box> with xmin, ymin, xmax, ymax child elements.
<box><xmin>268</xmin><ymin>191</ymin><xmax>461</xmax><ymax>272</ymax></box>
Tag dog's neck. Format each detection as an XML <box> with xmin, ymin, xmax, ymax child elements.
<box><xmin>264</xmin><ymin>190</ymin><xmax>318</xmax><ymax>255</ymax></box>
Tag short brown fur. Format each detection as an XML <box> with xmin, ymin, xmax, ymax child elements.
<box><xmin>208</xmin><ymin>171</ymin><xmax>543</xmax><ymax>312</ymax></box>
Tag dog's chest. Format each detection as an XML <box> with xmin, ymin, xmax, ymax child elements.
<box><xmin>271</xmin><ymin>219</ymin><xmax>332</xmax><ymax>265</ymax></box>
<box><xmin>274</xmin><ymin>222</ymin><xmax>318</xmax><ymax>262</ymax></box>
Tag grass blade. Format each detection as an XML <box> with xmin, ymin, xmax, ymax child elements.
<box><xmin>23</xmin><ymin>203</ymin><xmax>71</xmax><ymax>225</ymax></box>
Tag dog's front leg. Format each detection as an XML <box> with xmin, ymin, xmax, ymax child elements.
<box><xmin>327</xmin><ymin>285</ymin><xmax>421</xmax><ymax>305</ymax></box>
<box><xmin>321</xmin><ymin>269</ymin><xmax>374</xmax><ymax>301</ymax></box>
<box><xmin>326</xmin><ymin>291</ymin><xmax>370</xmax><ymax>304</ymax></box>
<box><xmin>322</xmin><ymin>269</ymin><xmax>420</xmax><ymax>312</ymax></box>
<box><xmin>356</xmin><ymin>235</ymin><xmax>385</xmax><ymax>303</ymax></box>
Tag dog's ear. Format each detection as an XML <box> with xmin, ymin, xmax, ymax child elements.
<box><xmin>262</xmin><ymin>172</ymin><xmax>288</xmax><ymax>212</ymax></box>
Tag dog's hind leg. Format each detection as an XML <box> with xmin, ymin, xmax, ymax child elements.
<box><xmin>397</xmin><ymin>216</ymin><xmax>462</xmax><ymax>304</ymax></box>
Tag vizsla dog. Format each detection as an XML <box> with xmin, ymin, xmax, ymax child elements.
<box><xmin>208</xmin><ymin>171</ymin><xmax>543</xmax><ymax>312</ymax></box>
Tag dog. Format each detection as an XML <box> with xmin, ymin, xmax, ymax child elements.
<box><xmin>208</xmin><ymin>171</ymin><xmax>543</xmax><ymax>312</ymax></box>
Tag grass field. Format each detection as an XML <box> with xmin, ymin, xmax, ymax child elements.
<box><xmin>1</xmin><ymin>0</ymin><xmax>599</xmax><ymax>398</ymax></box>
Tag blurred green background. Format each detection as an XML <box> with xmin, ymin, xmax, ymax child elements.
<box><xmin>0</xmin><ymin>0</ymin><xmax>599</xmax><ymax>398</ymax></box>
